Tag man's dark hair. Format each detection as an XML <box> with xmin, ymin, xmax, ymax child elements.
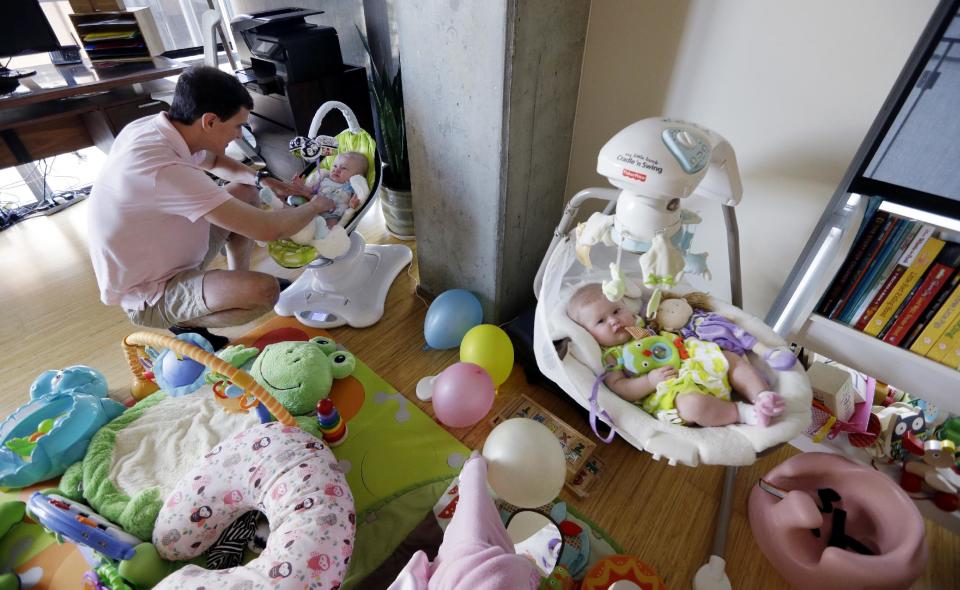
<box><xmin>168</xmin><ymin>66</ymin><xmax>254</xmax><ymax>124</ymax></box>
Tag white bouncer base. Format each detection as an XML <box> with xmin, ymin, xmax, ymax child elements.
<box><xmin>274</xmin><ymin>232</ymin><xmax>413</xmax><ymax>328</ymax></box>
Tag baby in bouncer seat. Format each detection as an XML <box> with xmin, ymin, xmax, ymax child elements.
<box><xmin>568</xmin><ymin>284</ymin><xmax>786</xmax><ymax>427</ymax></box>
<box><xmin>300</xmin><ymin>151</ymin><xmax>370</xmax><ymax>228</ymax></box>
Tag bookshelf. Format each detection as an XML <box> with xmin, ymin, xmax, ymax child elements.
<box><xmin>70</xmin><ymin>8</ymin><xmax>164</xmax><ymax>64</ymax></box>
<box><xmin>767</xmin><ymin>0</ymin><xmax>960</xmax><ymax>533</ymax></box>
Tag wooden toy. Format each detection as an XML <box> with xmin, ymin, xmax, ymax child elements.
<box><xmin>901</xmin><ymin>438</ymin><xmax>959</xmax><ymax>512</ymax></box>
<box><xmin>871</xmin><ymin>402</ymin><xmax>925</xmax><ymax>460</ymax></box>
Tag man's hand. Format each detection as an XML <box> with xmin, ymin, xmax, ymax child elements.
<box><xmin>648</xmin><ymin>366</ymin><xmax>678</xmax><ymax>386</ymax></box>
<box><xmin>262</xmin><ymin>176</ymin><xmax>313</xmax><ymax>198</ymax></box>
<box><xmin>308</xmin><ymin>195</ymin><xmax>336</xmax><ymax>214</ymax></box>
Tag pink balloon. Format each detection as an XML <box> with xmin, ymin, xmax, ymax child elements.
<box><xmin>432</xmin><ymin>362</ymin><xmax>495</xmax><ymax>428</ymax></box>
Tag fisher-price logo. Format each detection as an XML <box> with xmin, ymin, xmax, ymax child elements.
<box><xmin>623</xmin><ymin>169</ymin><xmax>646</xmax><ymax>182</ymax></box>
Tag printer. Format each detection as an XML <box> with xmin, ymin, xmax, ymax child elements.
<box><xmin>231</xmin><ymin>8</ymin><xmax>373</xmax><ymax>178</ymax></box>
<box><xmin>232</xmin><ymin>8</ymin><xmax>342</xmax><ymax>84</ymax></box>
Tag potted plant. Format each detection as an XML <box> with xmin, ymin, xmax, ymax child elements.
<box><xmin>359</xmin><ymin>30</ymin><xmax>414</xmax><ymax>239</ymax></box>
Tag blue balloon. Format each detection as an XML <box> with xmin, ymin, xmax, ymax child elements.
<box><xmin>424</xmin><ymin>289</ymin><xmax>484</xmax><ymax>350</ymax></box>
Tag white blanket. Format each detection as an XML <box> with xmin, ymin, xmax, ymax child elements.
<box><xmin>110</xmin><ymin>390</ymin><xmax>259</xmax><ymax>499</ymax></box>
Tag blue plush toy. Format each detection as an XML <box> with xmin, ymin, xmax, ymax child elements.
<box><xmin>0</xmin><ymin>366</ymin><xmax>124</xmax><ymax>489</ymax></box>
<box><xmin>148</xmin><ymin>333</ymin><xmax>213</xmax><ymax>397</ymax></box>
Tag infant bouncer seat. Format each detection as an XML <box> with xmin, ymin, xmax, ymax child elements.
<box><xmin>271</xmin><ymin>101</ymin><xmax>413</xmax><ymax>328</ymax></box>
<box><xmin>532</xmin><ymin>118</ymin><xmax>813</xmax><ymax>587</ymax></box>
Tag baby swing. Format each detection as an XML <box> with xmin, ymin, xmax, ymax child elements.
<box><xmin>271</xmin><ymin>101</ymin><xmax>413</xmax><ymax>328</ymax></box>
<box><xmin>532</xmin><ymin>118</ymin><xmax>812</xmax><ymax>587</ymax></box>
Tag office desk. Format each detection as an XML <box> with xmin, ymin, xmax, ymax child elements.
<box><xmin>0</xmin><ymin>57</ymin><xmax>185</xmax><ymax>168</ymax></box>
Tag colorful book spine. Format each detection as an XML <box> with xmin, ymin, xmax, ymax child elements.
<box><xmin>904</xmin><ymin>271</ymin><xmax>960</xmax><ymax>349</ymax></box>
<box><xmin>864</xmin><ymin>236</ymin><xmax>945</xmax><ymax>337</ymax></box>
<box><xmin>817</xmin><ymin>210</ymin><xmax>889</xmax><ymax>316</ymax></box>
<box><xmin>830</xmin><ymin>215</ymin><xmax>898</xmax><ymax>319</ymax></box>
<box><xmin>910</xmin><ymin>282</ymin><xmax>960</xmax><ymax>356</ymax></box>
<box><xmin>855</xmin><ymin>225</ymin><xmax>934</xmax><ymax>331</ymax></box>
<box><xmin>839</xmin><ymin>217</ymin><xmax>909</xmax><ymax>323</ymax></box>
<box><xmin>926</xmin><ymin>316</ymin><xmax>960</xmax><ymax>366</ymax></box>
<box><xmin>847</xmin><ymin>221</ymin><xmax>920</xmax><ymax>326</ymax></box>
<box><xmin>883</xmin><ymin>243</ymin><xmax>960</xmax><ymax>346</ymax></box>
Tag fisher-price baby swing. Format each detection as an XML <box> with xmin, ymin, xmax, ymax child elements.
<box><xmin>532</xmin><ymin>118</ymin><xmax>813</xmax><ymax>588</ymax></box>
<box><xmin>270</xmin><ymin>101</ymin><xmax>413</xmax><ymax>328</ymax></box>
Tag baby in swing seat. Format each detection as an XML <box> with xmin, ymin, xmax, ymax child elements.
<box><xmin>567</xmin><ymin>283</ymin><xmax>786</xmax><ymax>427</ymax></box>
<box><xmin>301</xmin><ymin>151</ymin><xmax>370</xmax><ymax>227</ymax></box>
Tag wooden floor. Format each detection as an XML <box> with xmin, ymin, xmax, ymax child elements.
<box><xmin>1</xmin><ymin>200</ymin><xmax>956</xmax><ymax>589</ymax></box>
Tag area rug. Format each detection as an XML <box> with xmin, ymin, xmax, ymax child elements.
<box><xmin>0</xmin><ymin>316</ymin><xmax>467</xmax><ymax>588</ymax></box>
<box><xmin>1</xmin><ymin>317</ymin><xmax>622</xmax><ymax>588</ymax></box>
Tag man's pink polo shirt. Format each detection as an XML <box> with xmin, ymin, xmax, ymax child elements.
<box><xmin>87</xmin><ymin>113</ymin><xmax>233</xmax><ymax>311</ymax></box>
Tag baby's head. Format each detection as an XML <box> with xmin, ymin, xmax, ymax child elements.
<box><xmin>567</xmin><ymin>283</ymin><xmax>637</xmax><ymax>347</ymax></box>
<box><xmin>329</xmin><ymin>152</ymin><xmax>369</xmax><ymax>184</ymax></box>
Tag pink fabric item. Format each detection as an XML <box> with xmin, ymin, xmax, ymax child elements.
<box><xmin>87</xmin><ymin>113</ymin><xmax>233</xmax><ymax>310</ymax></box>
<box><xmin>748</xmin><ymin>452</ymin><xmax>928</xmax><ymax>590</ymax></box>
<box><xmin>388</xmin><ymin>456</ymin><xmax>541</xmax><ymax>590</ymax></box>
<box><xmin>153</xmin><ymin>422</ymin><xmax>355</xmax><ymax>589</ymax></box>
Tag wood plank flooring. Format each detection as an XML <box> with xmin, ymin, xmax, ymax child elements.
<box><xmin>0</xmin><ymin>200</ymin><xmax>956</xmax><ymax>589</ymax></box>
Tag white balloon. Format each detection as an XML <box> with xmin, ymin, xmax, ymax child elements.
<box><xmin>482</xmin><ymin>418</ymin><xmax>566</xmax><ymax>508</ymax></box>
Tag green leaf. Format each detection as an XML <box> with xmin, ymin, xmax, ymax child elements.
<box><xmin>357</xmin><ymin>25</ymin><xmax>410</xmax><ymax>189</ymax></box>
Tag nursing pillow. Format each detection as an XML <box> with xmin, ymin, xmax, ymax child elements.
<box><xmin>153</xmin><ymin>422</ymin><xmax>355</xmax><ymax>589</ymax></box>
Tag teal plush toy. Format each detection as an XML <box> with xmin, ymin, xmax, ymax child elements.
<box><xmin>603</xmin><ymin>332</ymin><xmax>686</xmax><ymax>377</ymax></box>
<box><xmin>248</xmin><ymin>336</ymin><xmax>356</xmax><ymax>416</ymax></box>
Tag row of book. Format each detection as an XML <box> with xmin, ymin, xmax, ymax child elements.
<box><xmin>817</xmin><ymin>201</ymin><xmax>960</xmax><ymax>369</ymax></box>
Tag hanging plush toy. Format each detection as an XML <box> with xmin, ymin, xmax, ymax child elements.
<box><xmin>288</xmin><ymin>135</ymin><xmax>338</xmax><ymax>162</ymax></box>
<box><xmin>638</xmin><ymin>232</ymin><xmax>685</xmax><ymax>287</ymax></box>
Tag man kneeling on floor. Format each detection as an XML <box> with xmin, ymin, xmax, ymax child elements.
<box><xmin>87</xmin><ymin>66</ymin><xmax>335</xmax><ymax>348</ymax></box>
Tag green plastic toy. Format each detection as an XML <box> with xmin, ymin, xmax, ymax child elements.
<box><xmin>603</xmin><ymin>333</ymin><xmax>685</xmax><ymax>376</ymax></box>
<box><xmin>4</xmin><ymin>414</ymin><xmax>64</xmax><ymax>458</ymax></box>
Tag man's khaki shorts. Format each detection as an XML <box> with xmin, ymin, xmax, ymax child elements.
<box><xmin>124</xmin><ymin>225</ymin><xmax>230</xmax><ymax>328</ymax></box>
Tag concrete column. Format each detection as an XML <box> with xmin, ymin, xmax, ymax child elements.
<box><xmin>397</xmin><ymin>0</ymin><xmax>590</xmax><ymax>321</ymax></box>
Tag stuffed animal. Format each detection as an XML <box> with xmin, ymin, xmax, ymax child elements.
<box><xmin>650</xmin><ymin>292</ymin><xmax>797</xmax><ymax>371</ymax></box>
<box><xmin>247</xmin><ymin>336</ymin><xmax>356</xmax><ymax>416</ymax></box>
<box><xmin>149</xmin><ymin>333</ymin><xmax>213</xmax><ymax>397</ymax></box>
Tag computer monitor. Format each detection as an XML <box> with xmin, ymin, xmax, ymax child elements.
<box><xmin>0</xmin><ymin>0</ymin><xmax>63</xmax><ymax>90</ymax></box>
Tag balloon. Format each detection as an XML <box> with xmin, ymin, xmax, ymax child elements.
<box><xmin>482</xmin><ymin>418</ymin><xmax>566</xmax><ymax>508</ymax></box>
<box><xmin>460</xmin><ymin>325</ymin><xmax>514</xmax><ymax>387</ymax></box>
<box><xmin>431</xmin><ymin>363</ymin><xmax>495</xmax><ymax>428</ymax></box>
<box><xmin>423</xmin><ymin>289</ymin><xmax>484</xmax><ymax>350</ymax></box>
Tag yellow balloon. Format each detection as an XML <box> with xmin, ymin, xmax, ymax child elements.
<box><xmin>460</xmin><ymin>324</ymin><xmax>514</xmax><ymax>387</ymax></box>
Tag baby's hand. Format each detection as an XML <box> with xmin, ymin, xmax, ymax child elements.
<box><xmin>348</xmin><ymin>195</ymin><xmax>360</xmax><ymax>209</ymax></box>
<box><xmin>648</xmin><ymin>366</ymin><xmax>677</xmax><ymax>386</ymax></box>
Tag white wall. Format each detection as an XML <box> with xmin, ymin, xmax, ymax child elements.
<box><xmin>566</xmin><ymin>0</ymin><xmax>939</xmax><ymax>316</ymax></box>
